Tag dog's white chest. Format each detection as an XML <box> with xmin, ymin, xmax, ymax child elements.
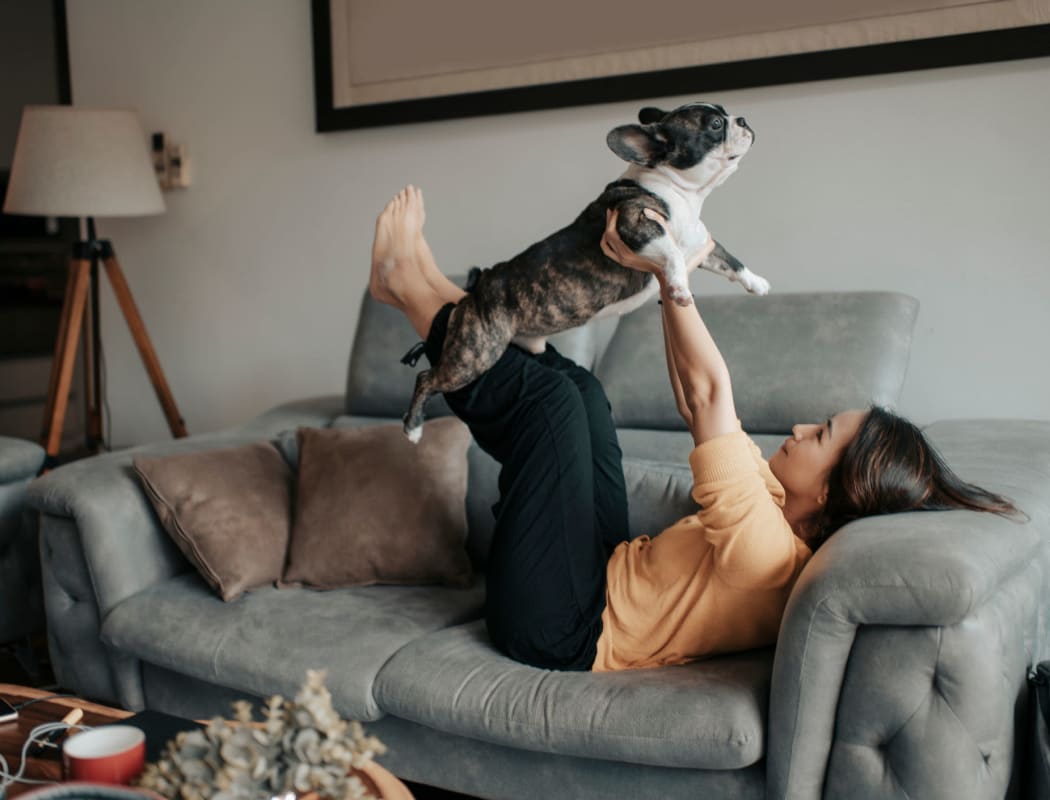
<box><xmin>628</xmin><ymin>170</ymin><xmax>710</xmax><ymax>260</ymax></box>
<box><xmin>664</xmin><ymin>194</ymin><xmax>709</xmax><ymax>256</ymax></box>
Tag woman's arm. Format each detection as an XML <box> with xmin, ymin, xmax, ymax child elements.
<box><xmin>601</xmin><ymin>209</ymin><xmax>738</xmax><ymax>445</ymax></box>
<box><xmin>659</xmin><ymin>287</ymin><xmax>738</xmax><ymax>445</ymax></box>
<box><xmin>661</xmin><ymin>313</ymin><xmax>693</xmax><ymax>430</ymax></box>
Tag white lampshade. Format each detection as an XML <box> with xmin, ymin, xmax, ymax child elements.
<box><xmin>3</xmin><ymin>105</ymin><xmax>165</xmax><ymax>218</ymax></box>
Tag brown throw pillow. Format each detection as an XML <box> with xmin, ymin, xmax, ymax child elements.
<box><xmin>283</xmin><ymin>418</ymin><xmax>472</xmax><ymax>589</ymax></box>
<box><xmin>133</xmin><ymin>442</ymin><xmax>293</xmax><ymax>601</ymax></box>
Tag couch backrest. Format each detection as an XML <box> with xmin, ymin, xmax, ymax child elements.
<box><xmin>345</xmin><ymin>276</ymin><xmax>616</xmax><ymax>419</ymax></box>
<box><xmin>595</xmin><ymin>291</ymin><xmax>919</xmax><ymax>434</ymax></box>
<box><xmin>344</xmin><ymin>284</ymin><xmax>919</xmax><ymax>567</ymax></box>
<box><xmin>348</xmin><ymin>285</ymin><xmax>919</xmax><ymax>433</ymax></box>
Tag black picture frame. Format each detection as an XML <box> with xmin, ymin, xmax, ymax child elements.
<box><xmin>311</xmin><ymin>0</ymin><xmax>1050</xmax><ymax>133</ymax></box>
<box><xmin>54</xmin><ymin>0</ymin><xmax>71</xmax><ymax>105</ymax></box>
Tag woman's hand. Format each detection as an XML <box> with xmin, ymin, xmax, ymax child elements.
<box><xmin>602</xmin><ymin>208</ymin><xmax>717</xmax><ymax>275</ymax></box>
<box><xmin>600</xmin><ymin>209</ymin><xmax>665</xmax><ymax>274</ymax></box>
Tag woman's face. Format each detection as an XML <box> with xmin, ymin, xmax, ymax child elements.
<box><xmin>768</xmin><ymin>409</ymin><xmax>868</xmax><ymax>507</ymax></box>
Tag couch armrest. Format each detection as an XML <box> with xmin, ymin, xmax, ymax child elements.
<box><xmin>767</xmin><ymin>419</ymin><xmax>1050</xmax><ymax>799</ymax></box>
<box><xmin>26</xmin><ymin>397</ymin><xmax>344</xmax><ymax>706</ymax></box>
<box><xmin>27</xmin><ymin>395</ymin><xmax>344</xmax><ymax>614</ymax></box>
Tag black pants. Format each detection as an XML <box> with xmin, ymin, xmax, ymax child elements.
<box><xmin>423</xmin><ymin>302</ymin><xmax>629</xmax><ymax>670</ymax></box>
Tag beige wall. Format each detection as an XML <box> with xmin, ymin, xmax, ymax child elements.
<box><xmin>64</xmin><ymin>0</ymin><xmax>1050</xmax><ymax>447</ymax></box>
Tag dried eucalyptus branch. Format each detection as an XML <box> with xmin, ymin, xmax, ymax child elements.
<box><xmin>137</xmin><ymin>670</ymin><xmax>386</xmax><ymax>800</ymax></box>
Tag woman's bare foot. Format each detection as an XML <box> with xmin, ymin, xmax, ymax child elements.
<box><xmin>416</xmin><ymin>236</ymin><xmax>467</xmax><ymax>305</ymax></box>
<box><xmin>408</xmin><ymin>189</ymin><xmax>468</xmax><ymax>305</ymax></box>
<box><xmin>370</xmin><ymin>185</ymin><xmax>426</xmax><ymax>306</ymax></box>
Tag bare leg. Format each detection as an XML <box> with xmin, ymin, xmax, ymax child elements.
<box><xmin>370</xmin><ymin>185</ymin><xmax>447</xmax><ymax>339</ymax></box>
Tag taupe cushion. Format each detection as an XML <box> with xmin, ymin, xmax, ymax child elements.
<box><xmin>283</xmin><ymin>417</ymin><xmax>472</xmax><ymax>589</ymax></box>
<box><xmin>133</xmin><ymin>442</ymin><xmax>292</xmax><ymax>601</ymax></box>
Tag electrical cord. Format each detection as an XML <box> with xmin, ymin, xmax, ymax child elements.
<box><xmin>0</xmin><ymin>720</ymin><xmax>93</xmax><ymax>791</ymax></box>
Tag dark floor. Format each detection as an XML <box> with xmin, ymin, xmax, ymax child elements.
<box><xmin>0</xmin><ymin>636</ymin><xmax>477</xmax><ymax>799</ymax></box>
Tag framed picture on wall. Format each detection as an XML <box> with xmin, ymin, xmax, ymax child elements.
<box><xmin>311</xmin><ymin>0</ymin><xmax>1050</xmax><ymax>132</ymax></box>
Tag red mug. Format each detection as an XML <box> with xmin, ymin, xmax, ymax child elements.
<box><xmin>62</xmin><ymin>725</ymin><xmax>146</xmax><ymax>785</ymax></box>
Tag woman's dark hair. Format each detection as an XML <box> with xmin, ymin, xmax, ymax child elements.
<box><xmin>808</xmin><ymin>406</ymin><xmax>1020</xmax><ymax>550</ymax></box>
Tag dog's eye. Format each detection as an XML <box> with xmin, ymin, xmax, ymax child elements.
<box><xmin>710</xmin><ymin>118</ymin><xmax>723</xmax><ymax>130</ymax></box>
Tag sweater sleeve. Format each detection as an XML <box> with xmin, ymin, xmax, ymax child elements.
<box><xmin>749</xmin><ymin>437</ymin><xmax>787</xmax><ymax>506</ymax></box>
<box><xmin>688</xmin><ymin>429</ymin><xmax>804</xmax><ymax>589</ymax></box>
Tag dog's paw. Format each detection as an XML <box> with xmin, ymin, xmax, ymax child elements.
<box><xmin>403</xmin><ymin>423</ymin><xmax>423</xmax><ymax>444</ymax></box>
<box><xmin>666</xmin><ymin>283</ymin><xmax>693</xmax><ymax>306</ymax></box>
<box><xmin>739</xmin><ymin>269</ymin><xmax>771</xmax><ymax>296</ymax></box>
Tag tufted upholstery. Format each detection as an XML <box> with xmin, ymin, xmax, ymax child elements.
<box><xmin>26</xmin><ymin>287</ymin><xmax>1050</xmax><ymax>800</ymax></box>
<box><xmin>768</xmin><ymin>419</ymin><xmax>1050</xmax><ymax>799</ymax></box>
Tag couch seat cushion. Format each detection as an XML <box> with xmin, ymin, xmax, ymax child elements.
<box><xmin>102</xmin><ymin>572</ymin><xmax>485</xmax><ymax>720</ymax></box>
<box><xmin>373</xmin><ymin>620</ymin><xmax>772</xmax><ymax>770</ymax></box>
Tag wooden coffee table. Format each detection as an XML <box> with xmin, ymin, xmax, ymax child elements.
<box><xmin>0</xmin><ymin>684</ymin><xmax>412</xmax><ymax>799</ymax></box>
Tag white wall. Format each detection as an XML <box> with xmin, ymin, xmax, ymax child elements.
<box><xmin>65</xmin><ymin>0</ymin><xmax>1050</xmax><ymax>447</ymax></box>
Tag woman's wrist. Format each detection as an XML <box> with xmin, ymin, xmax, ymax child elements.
<box><xmin>657</xmin><ymin>277</ymin><xmax>695</xmax><ymax>306</ymax></box>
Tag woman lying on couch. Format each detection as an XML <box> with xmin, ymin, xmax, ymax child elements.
<box><xmin>368</xmin><ymin>185</ymin><xmax>1016</xmax><ymax>673</ymax></box>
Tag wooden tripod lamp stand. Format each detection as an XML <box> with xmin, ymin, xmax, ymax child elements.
<box><xmin>4</xmin><ymin>106</ymin><xmax>187</xmax><ymax>464</ymax></box>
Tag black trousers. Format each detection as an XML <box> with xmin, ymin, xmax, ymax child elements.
<box><xmin>423</xmin><ymin>302</ymin><xmax>629</xmax><ymax>670</ymax></box>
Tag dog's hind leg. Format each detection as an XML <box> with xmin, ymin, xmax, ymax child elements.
<box><xmin>404</xmin><ymin>368</ymin><xmax>438</xmax><ymax>443</ymax></box>
<box><xmin>403</xmin><ymin>300</ymin><xmax>516</xmax><ymax>442</ymax></box>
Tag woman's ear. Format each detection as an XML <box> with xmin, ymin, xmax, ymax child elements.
<box><xmin>606</xmin><ymin>124</ymin><xmax>668</xmax><ymax>167</ymax></box>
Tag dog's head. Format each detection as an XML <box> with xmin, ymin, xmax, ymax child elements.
<box><xmin>607</xmin><ymin>102</ymin><xmax>754</xmax><ymax>190</ymax></box>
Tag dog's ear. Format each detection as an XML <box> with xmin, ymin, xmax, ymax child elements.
<box><xmin>638</xmin><ymin>107</ymin><xmax>667</xmax><ymax>124</ymax></box>
<box><xmin>607</xmin><ymin>124</ymin><xmax>668</xmax><ymax>167</ymax></box>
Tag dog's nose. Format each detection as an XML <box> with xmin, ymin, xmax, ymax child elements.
<box><xmin>736</xmin><ymin>117</ymin><xmax>754</xmax><ymax>142</ymax></box>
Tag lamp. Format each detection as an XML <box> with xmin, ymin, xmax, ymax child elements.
<box><xmin>3</xmin><ymin>105</ymin><xmax>187</xmax><ymax>463</ymax></box>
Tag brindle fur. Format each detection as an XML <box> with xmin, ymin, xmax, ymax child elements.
<box><xmin>403</xmin><ymin>102</ymin><xmax>755</xmax><ymax>441</ymax></box>
<box><xmin>405</xmin><ymin>179</ymin><xmax>699</xmax><ymax>438</ymax></box>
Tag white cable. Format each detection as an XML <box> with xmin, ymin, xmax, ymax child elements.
<box><xmin>0</xmin><ymin>721</ymin><xmax>93</xmax><ymax>791</ymax></box>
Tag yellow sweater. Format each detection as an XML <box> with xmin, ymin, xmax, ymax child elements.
<box><xmin>592</xmin><ymin>427</ymin><xmax>811</xmax><ymax>671</ymax></box>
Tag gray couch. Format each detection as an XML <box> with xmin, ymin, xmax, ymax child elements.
<box><xmin>26</xmin><ymin>282</ymin><xmax>1050</xmax><ymax>800</ymax></box>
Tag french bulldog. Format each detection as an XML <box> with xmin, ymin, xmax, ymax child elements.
<box><xmin>403</xmin><ymin>101</ymin><xmax>767</xmax><ymax>442</ymax></box>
